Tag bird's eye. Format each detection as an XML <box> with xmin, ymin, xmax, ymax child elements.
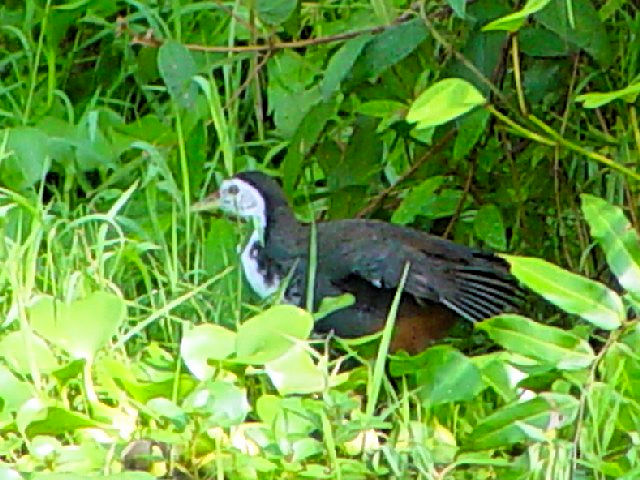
<box><xmin>227</xmin><ymin>184</ymin><xmax>239</xmax><ymax>195</ymax></box>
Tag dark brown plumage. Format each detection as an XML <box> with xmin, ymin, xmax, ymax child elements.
<box><xmin>196</xmin><ymin>171</ymin><xmax>522</xmax><ymax>354</ymax></box>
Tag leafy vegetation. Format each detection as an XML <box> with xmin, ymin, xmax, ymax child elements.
<box><xmin>1</xmin><ymin>0</ymin><xmax>640</xmax><ymax>478</ymax></box>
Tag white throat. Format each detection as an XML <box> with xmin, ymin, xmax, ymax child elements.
<box><xmin>240</xmin><ymin>228</ymin><xmax>280</xmax><ymax>298</ymax></box>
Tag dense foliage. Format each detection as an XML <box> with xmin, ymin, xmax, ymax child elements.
<box><xmin>1</xmin><ymin>0</ymin><xmax>640</xmax><ymax>478</ymax></box>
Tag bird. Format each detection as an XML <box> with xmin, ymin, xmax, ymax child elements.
<box><xmin>193</xmin><ymin>171</ymin><xmax>522</xmax><ymax>354</ymax></box>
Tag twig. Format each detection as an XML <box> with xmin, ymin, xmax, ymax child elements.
<box><xmin>356</xmin><ymin>128</ymin><xmax>456</xmax><ymax>218</ymax></box>
<box><xmin>442</xmin><ymin>157</ymin><xmax>475</xmax><ymax>239</ymax></box>
<box><xmin>129</xmin><ymin>2</ymin><xmax>424</xmax><ymax>54</ymax></box>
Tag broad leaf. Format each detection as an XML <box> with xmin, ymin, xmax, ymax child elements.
<box><xmin>406</xmin><ymin>79</ymin><xmax>485</xmax><ymax>129</ymax></box>
<box><xmin>182</xmin><ymin>380</ymin><xmax>249</xmax><ymax>428</ymax></box>
<box><xmin>235</xmin><ymin>305</ymin><xmax>313</xmax><ymax>364</ymax></box>
<box><xmin>257</xmin><ymin>0</ymin><xmax>296</xmax><ymax>25</ymax></box>
<box><xmin>466</xmin><ymin>393</ymin><xmax>579</xmax><ymax>450</ymax></box>
<box><xmin>581</xmin><ymin>194</ymin><xmax>640</xmax><ymax>298</ymax></box>
<box><xmin>181</xmin><ymin>324</ymin><xmax>236</xmax><ymax>380</ymax></box>
<box><xmin>320</xmin><ymin>35</ymin><xmax>371</xmax><ymax>100</ymax></box>
<box><xmin>416</xmin><ymin>346</ymin><xmax>484</xmax><ymax>406</ymax></box>
<box><xmin>29</xmin><ymin>292</ymin><xmax>126</xmax><ymax>360</ymax></box>
<box><xmin>536</xmin><ymin>0</ymin><xmax>611</xmax><ymax>67</ymax></box>
<box><xmin>158</xmin><ymin>40</ymin><xmax>198</xmax><ymax>108</ymax></box>
<box><xmin>265</xmin><ymin>344</ymin><xmax>326</xmax><ymax>395</ymax></box>
<box><xmin>504</xmin><ymin>255</ymin><xmax>623</xmax><ymax>330</ymax></box>
<box><xmin>474</xmin><ymin>204</ymin><xmax>507</xmax><ymax>250</ymax></box>
<box><xmin>477</xmin><ymin>314</ymin><xmax>594</xmax><ymax>370</ymax></box>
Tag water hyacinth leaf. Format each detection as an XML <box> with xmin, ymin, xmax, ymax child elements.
<box><xmin>581</xmin><ymin>194</ymin><xmax>640</xmax><ymax>298</ymax></box>
<box><xmin>235</xmin><ymin>305</ymin><xmax>313</xmax><ymax>364</ymax></box>
<box><xmin>29</xmin><ymin>292</ymin><xmax>126</xmax><ymax>360</ymax></box>
<box><xmin>406</xmin><ymin>79</ymin><xmax>485</xmax><ymax>129</ymax></box>
<box><xmin>483</xmin><ymin>0</ymin><xmax>552</xmax><ymax>32</ymax></box>
<box><xmin>416</xmin><ymin>346</ymin><xmax>484</xmax><ymax>406</ymax></box>
<box><xmin>477</xmin><ymin>314</ymin><xmax>595</xmax><ymax>370</ymax></box>
<box><xmin>265</xmin><ymin>344</ymin><xmax>325</xmax><ymax>395</ymax></box>
<box><xmin>183</xmin><ymin>380</ymin><xmax>249</xmax><ymax>428</ymax></box>
<box><xmin>503</xmin><ymin>255</ymin><xmax>623</xmax><ymax>330</ymax></box>
<box><xmin>181</xmin><ymin>324</ymin><xmax>236</xmax><ymax>380</ymax></box>
<box><xmin>466</xmin><ymin>392</ymin><xmax>579</xmax><ymax>450</ymax></box>
<box><xmin>0</xmin><ymin>331</ymin><xmax>59</xmax><ymax>375</ymax></box>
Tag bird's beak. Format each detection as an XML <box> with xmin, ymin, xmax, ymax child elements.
<box><xmin>191</xmin><ymin>191</ymin><xmax>220</xmax><ymax>212</ymax></box>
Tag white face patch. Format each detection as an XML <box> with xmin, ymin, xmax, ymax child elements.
<box><xmin>217</xmin><ymin>177</ymin><xmax>279</xmax><ymax>297</ymax></box>
<box><xmin>218</xmin><ymin>178</ymin><xmax>267</xmax><ymax>230</ymax></box>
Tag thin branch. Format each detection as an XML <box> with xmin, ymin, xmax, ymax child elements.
<box><xmin>356</xmin><ymin>128</ymin><xmax>457</xmax><ymax>218</ymax></box>
<box><xmin>129</xmin><ymin>2</ymin><xmax>424</xmax><ymax>54</ymax></box>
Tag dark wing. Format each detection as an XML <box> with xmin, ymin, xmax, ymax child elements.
<box><xmin>317</xmin><ymin>220</ymin><xmax>522</xmax><ymax>322</ymax></box>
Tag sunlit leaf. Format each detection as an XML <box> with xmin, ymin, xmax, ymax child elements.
<box><xmin>235</xmin><ymin>305</ymin><xmax>313</xmax><ymax>364</ymax></box>
<box><xmin>466</xmin><ymin>393</ymin><xmax>579</xmax><ymax>449</ymax></box>
<box><xmin>406</xmin><ymin>79</ymin><xmax>485</xmax><ymax>129</ymax></box>
<box><xmin>477</xmin><ymin>314</ymin><xmax>594</xmax><ymax>370</ymax></box>
<box><xmin>181</xmin><ymin>324</ymin><xmax>236</xmax><ymax>380</ymax></box>
<box><xmin>416</xmin><ymin>346</ymin><xmax>484</xmax><ymax>406</ymax></box>
<box><xmin>504</xmin><ymin>255</ymin><xmax>623</xmax><ymax>330</ymax></box>
<box><xmin>483</xmin><ymin>0</ymin><xmax>552</xmax><ymax>32</ymax></box>
<box><xmin>265</xmin><ymin>344</ymin><xmax>326</xmax><ymax>395</ymax></box>
<box><xmin>29</xmin><ymin>292</ymin><xmax>126</xmax><ymax>360</ymax></box>
<box><xmin>581</xmin><ymin>194</ymin><xmax>640</xmax><ymax>298</ymax></box>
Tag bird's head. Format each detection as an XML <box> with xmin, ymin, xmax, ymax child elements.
<box><xmin>192</xmin><ymin>171</ymin><xmax>289</xmax><ymax>231</ymax></box>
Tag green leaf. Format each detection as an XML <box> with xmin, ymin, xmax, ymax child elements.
<box><xmin>406</xmin><ymin>79</ymin><xmax>485</xmax><ymax>129</ymax></box>
<box><xmin>392</xmin><ymin>177</ymin><xmax>465</xmax><ymax>224</ymax></box>
<box><xmin>183</xmin><ymin>380</ymin><xmax>249</xmax><ymax>428</ymax></box>
<box><xmin>0</xmin><ymin>331</ymin><xmax>58</xmax><ymax>375</ymax></box>
<box><xmin>348</xmin><ymin>18</ymin><xmax>427</xmax><ymax>84</ymax></box>
<box><xmin>256</xmin><ymin>0</ymin><xmax>297</xmax><ymax>25</ymax></box>
<box><xmin>466</xmin><ymin>393</ymin><xmax>579</xmax><ymax>449</ymax></box>
<box><xmin>265</xmin><ymin>344</ymin><xmax>326</xmax><ymax>395</ymax></box>
<box><xmin>314</xmin><ymin>293</ymin><xmax>355</xmax><ymax>321</ymax></box>
<box><xmin>453</xmin><ymin>108</ymin><xmax>490</xmax><ymax>161</ymax></box>
<box><xmin>158</xmin><ymin>40</ymin><xmax>198</xmax><ymax>108</ymax></box>
<box><xmin>416</xmin><ymin>346</ymin><xmax>484</xmax><ymax>406</ymax></box>
<box><xmin>576</xmin><ymin>82</ymin><xmax>640</xmax><ymax>109</ymax></box>
<box><xmin>474</xmin><ymin>204</ymin><xmax>507</xmax><ymax>250</ymax></box>
<box><xmin>477</xmin><ymin>314</ymin><xmax>595</xmax><ymax>370</ymax></box>
<box><xmin>503</xmin><ymin>255</ymin><xmax>623</xmax><ymax>330</ymax></box>
<box><xmin>2</xmin><ymin>127</ymin><xmax>50</xmax><ymax>190</ymax></box>
<box><xmin>181</xmin><ymin>324</ymin><xmax>236</xmax><ymax>380</ymax></box>
<box><xmin>235</xmin><ymin>305</ymin><xmax>313</xmax><ymax>364</ymax></box>
<box><xmin>483</xmin><ymin>0</ymin><xmax>552</xmax><ymax>32</ymax></box>
<box><xmin>535</xmin><ymin>0</ymin><xmax>611</xmax><ymax>67</ymax></box>
<box><xmin>320</xmin><ymin>35</ymin><xmax>371</xmax><ymax>100</ymax></box>
<box><xmin>581</xmin><ymin>194</ymin><xmax>640</xmax><ymax>298</ymax></box>
<box><xmin>282</xmin><ymin>97</ymin><xmax>338</xmax><ymax>194</ymax></box>
<box><xmin>29</xmin><ymin>292</ymin><xmax>126</xmax><ymax>360</ymax></box>
<box><xmin>519</xmin><ymin>27</ymin><xmax>570</xmax><ymax>57</ymax></box>
<box><xmin>446</xmin><ymin>0</ymin><xmax>467</xmax><ymax>18</ymax></box>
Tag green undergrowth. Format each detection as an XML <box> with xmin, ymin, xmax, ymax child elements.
<box><xmin>1</xmin><ymin>0</ymin><xmax>640</xmax><ymax>479</ymax></box>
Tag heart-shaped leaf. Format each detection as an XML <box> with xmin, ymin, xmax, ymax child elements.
<box><xmin>29</xmin><ymin>292</ymin><xmax>126</xmax><ymax>360</ymax></box>
<box><xmin>235</xmin><ymin>305</ymin><xmax>313</xmax><ymax>364</ymax></box>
